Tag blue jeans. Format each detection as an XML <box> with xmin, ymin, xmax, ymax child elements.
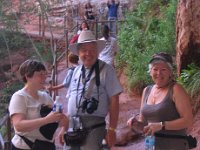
<box><xmin>108</xmin><ymin>17</ymin><xmax>117</xmax><ymax>37</ymax></box>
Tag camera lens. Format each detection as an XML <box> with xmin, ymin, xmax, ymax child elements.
<box><xmin>86</xmin><ymin>98</ymin><xmax>98</xmax><ymax>114</ymax></box>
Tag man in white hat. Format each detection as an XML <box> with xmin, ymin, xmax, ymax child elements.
<box><xmin>63</xmin><ymin>30</ymin><xmax>123</xmax><ymax>150</ymax></box>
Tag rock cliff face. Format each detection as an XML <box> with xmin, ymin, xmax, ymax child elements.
<box><xmin>176</xmin><ymin>1</ymin><xmax>200</xmax><ymax>149</ymax></box>
<box><xmin>176</xmin><ymin>0</ymin><xmax>200</xmax><ymax>75</ymax></box>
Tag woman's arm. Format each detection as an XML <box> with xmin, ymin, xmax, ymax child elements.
<box><xmin>127</xmin><ymin>87</ymin><xmax>147</xmax><ymax>127</ymax></box>
<box><xmin>164</xmin><ymin>83</ymin><xmax>193</xmax><ymax>130</ymax></box>
<box><xmin>138</xmin><ymin>87</ymin><xmax>147</xmax><ymax>122</ymax></box>
<box><xmin>11</xmin><ymin>111</ymin><xmax>63</xmax><ymax>132</ymax></box>
<box><xmin>48</xmin><ymin>84</ymin><xmax>65</xmax><ymax>91</ymax></box>
<box><xmin>58</xmin><ymin>114</ymin><xmax>69</xmax><ymax>145</ymax></box>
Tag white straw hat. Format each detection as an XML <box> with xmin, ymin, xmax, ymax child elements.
<box><xmin>69</xmin><ymin>30</ymin><xmax>105</xmax><ymax>55</ymax></box>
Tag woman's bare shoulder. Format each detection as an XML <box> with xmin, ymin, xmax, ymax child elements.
<box><xmin>173</xmin><ymin>82</ymin><xmax>186</xmax><ymax>92</ymax></box>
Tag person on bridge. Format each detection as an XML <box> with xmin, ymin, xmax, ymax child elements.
<box><xmin>107</xmin><ymin>0</ymin><xmax>120</xmax><ymax>37</ymax></box>
<box><xmin>63</xmin><ymin>30</ymin><xmax>123</xmax><ymax>150</ymax></box>
<box><xmin>77</xmin><ymin>20</ymin><xmax>90</xmax><ymax>35</ymax></box>
<box><xmin>99</xmin><ymin>25</ymin><xmax>119</xmax><ymax>67</ymax></box>
<box><xmin>127</xmin><ymin>52</ymin><xmax>193</xmax><ymax>150</ymax></box>
<box><xmin>9</xmin><ymin>59</ymin><xmax>68</xmax><ymax>150</ymax></box>
<box><xmin>70</xmin><ymin>21</ymin><xmax>90</xmax><ymax>44</ymax></box>
<box><xmin>84</xmin><ymin>1</ymin><xmax>96</xmax><ymax>31</ymax></box>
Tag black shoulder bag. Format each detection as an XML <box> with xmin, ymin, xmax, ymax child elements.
<box><xmin>39</xmin><ymin>105</ymin><xmax>58</xmax><ymax>140</ymax></box>
<box><xmin>155</xmin><ymin>133</ymin><xmax>197</xmax><ymax>149</ymax></box>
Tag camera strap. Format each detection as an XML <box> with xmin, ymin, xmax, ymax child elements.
<box><xmin>75</xmin><ymin>60</ymin><xmax>105</xmax><ymax>113</ymax></box>
<box><xmin>84</xmin><ymin>60</ymin><xmax>105</xmax><ymax>99</ymax></box>
<box><xmin>75</xmin><ymin>64</ymin><xmax>94</xmax><ymax>110</ymax></box>
<box><xmin>76</xmin><ymin>62</ymin><xmax>96</xmax><ymax>110</ymax></box>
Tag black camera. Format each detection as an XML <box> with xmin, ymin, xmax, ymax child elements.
<box><xmin>82</xmin><ymin>97</ymin><xmax>99</xmax><ymax>114</ymax></box>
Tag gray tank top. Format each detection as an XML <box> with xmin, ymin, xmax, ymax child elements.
<box><xmin>141</xmin><ymin>85</ymin><xmax>186</xmax><ymax>135</ymax></box>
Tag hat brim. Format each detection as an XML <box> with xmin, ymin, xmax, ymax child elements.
<box><xmin>69</xmin><ymin>40</ymin><xmax>105</xmax><ymax>55</ymax></box>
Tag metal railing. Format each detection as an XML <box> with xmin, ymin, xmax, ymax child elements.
<box><xmin>0</xmin><ymin>113</ymin><xmax>11</xmax><ymax>150</ymax></box>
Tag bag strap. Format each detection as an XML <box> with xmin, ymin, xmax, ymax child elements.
<box><xmin>75</xmin><ymin>61</ymin><xmax>105</xmax><ymax>114</ymax></box>
<box><xmin>85</xmin><ymin>61</ymin><xmax>105</xmax><ymax>98</ymax></box>
<box><xmin>18</xmin><ymin>135</ymin><xmax>33</xmax><ymax>148</ymax></box>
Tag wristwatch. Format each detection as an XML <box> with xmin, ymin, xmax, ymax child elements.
<box><xmin>161</xmin><ymin>121</ymin><xmax>166</xmax><ymax>130</ymax></box>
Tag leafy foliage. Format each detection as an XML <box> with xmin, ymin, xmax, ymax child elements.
<box><xmin>31</xmin><ymin>42</ymin><xmax>53</xmax><ymax>63</ymax></box>
<box><xmin>1</xmin><ymin>80</ymin><xmax>23</xmax><ymax>104</ymax></box>
<box><xmin>0</xmin><ymin>30</ymin><xmax>30</xmax><ymax>48</ymax></box>
<box><xmin>116</xmin><ymin>0</ymin><xmax>177</xmax><ymax>94</ymax></box>
<box><xmin>0</xmin><ymin>126</ymin><xmax>7</xmax><ymax>138</ymax></box>
<box><xmin>178</xmin><ymin>64</ymin><xmax>200</xmax><ymax>98</ymax></box>
<box><xmin>0</xmin><ymin>80</ymin><xmax>23</xmax><ymax>119</ymax></box>
<box><xmin>0</xmin><ymin>30</ymin><xmax>31</xmax><ymax>59</ymax></box>
<box><xmin>0</xmin><ymin>0</ymin><xmax>19</xmax><ymax>31</ymax></box>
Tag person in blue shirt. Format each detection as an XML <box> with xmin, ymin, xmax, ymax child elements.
<box><xmin>107</xmin><ymin>0</ymin><xmax>120</xmax><ymax>37</ymax></box>
<box><xmin>48</xmin><ymin>53</ymin><xmax>79</xmax><ymax>91</ymax></box>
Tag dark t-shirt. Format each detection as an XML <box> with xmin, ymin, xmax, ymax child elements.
<box><xmin>85</xmin><ymin>5</ymin><xmax>95</xmax><ymax>20</ymax></box>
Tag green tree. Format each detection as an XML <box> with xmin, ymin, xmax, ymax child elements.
<box><xmin>117</xmin><ymin>0</ymin><xmax>177</xmax><ymax>95</ymax></box>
